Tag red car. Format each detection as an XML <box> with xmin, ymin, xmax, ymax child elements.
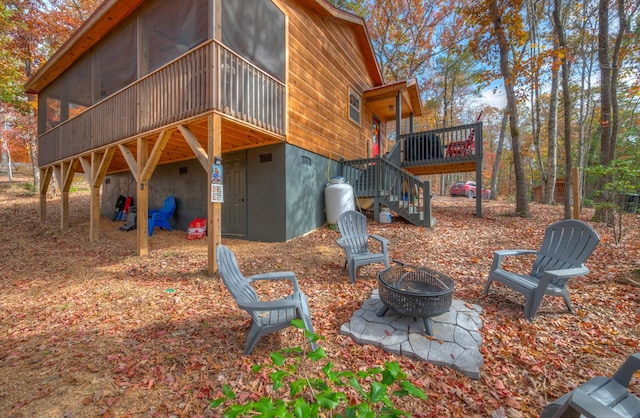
<box><xmin>450</xmin><ymin>181</ymin><xmax>491</xmax><ymax>199</ymax></box>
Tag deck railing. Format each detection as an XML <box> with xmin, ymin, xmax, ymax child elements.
<box><xmin>400</xmin><ymin>122</ymin><xmax>482</xmax><ymax>168</ymax></box>
<box><xmin>38</xmin><ymin>40</ymin><xmax>286</xmax><ymax>166</ymax></box>
<box><xmin>340</xmin><ymin>156</ymin><xmax>432</xmax><ymax>227</ymax></box>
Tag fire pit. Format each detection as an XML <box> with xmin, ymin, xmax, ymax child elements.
<box><xmin>376</xmin><ymin>263</ymin><xmax>454</xmax><ymax>336</ymax></box>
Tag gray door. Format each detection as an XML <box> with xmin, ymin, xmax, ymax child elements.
<box><xmin>222</xmin><ymin>151</ymin><xmax>246</xmax><ymax>236</ymax></box>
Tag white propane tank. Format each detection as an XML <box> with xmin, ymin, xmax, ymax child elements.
<box><xmin>324</xmin><ymin>177</ymin><xmax>355</xmax><ymax>224</ymax></box>
<box><xmin>380</xmin><ymin>208</ymin><xmax>392</xmax><ymax>224</ymax></box>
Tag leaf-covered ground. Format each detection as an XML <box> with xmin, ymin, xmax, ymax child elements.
<box><xmin>0</xmin><ymin>176</ymin><xmax>638</xmax><ymax>417</ymax></box>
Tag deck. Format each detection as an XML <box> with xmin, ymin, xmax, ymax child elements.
<box><xmin>340</xmin><ymin>122</ymin><xmax>484</xmax><ymax>227</ymax></box>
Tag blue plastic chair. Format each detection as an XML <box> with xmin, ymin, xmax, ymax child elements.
<box><xmin>148</xmin><ymin>196</ymin><xmax>176</xmax><ymax>236</ymax></box>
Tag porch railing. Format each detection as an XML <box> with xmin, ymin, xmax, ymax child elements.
<box><xmin>38</xmin><ymin>40</ymin><xmax>286</xmax><ymax>166</ymax></box>
<box><xmin>400</xmin><ymin>122</ymin><xmax>482</xmax><ymax>168</ymax></box>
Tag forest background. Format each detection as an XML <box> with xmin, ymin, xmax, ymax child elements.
<box><xmin>0</xmin><ymin>0</ymin><xmax>639</xmax><ymax>416</ymax></box>
<box><xmin>1</xmin><ymin>0</ymin><xmax>639</xmax><ymax>217</ymax></box>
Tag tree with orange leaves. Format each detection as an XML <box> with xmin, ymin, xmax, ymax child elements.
<box><xmin>0</xmin><ymin>0</ymin><xmax>100</xmax><ymax>183</ymax></box>
<box><xmin>462</xmin><ymin>0</ymin><xmax>531</xmax><ymax>216</ymax></box>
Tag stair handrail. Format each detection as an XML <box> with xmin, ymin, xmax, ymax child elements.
<box><xmin>339</xmin><ymin>155</ymin><xmax>432</xmax><ymax>227</ymax></box>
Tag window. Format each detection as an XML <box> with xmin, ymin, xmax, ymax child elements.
<box><xmin>349</xmin><ymin>90</ymin><xmax>361</xmax><ymax>125</ymax></box>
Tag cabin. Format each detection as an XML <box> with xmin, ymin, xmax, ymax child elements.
<box><xmin>25</xmin><ymin>0</ymin><xmax>484</xmax><ymax>273</ymax></box>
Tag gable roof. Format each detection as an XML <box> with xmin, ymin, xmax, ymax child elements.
<box><xmin>364</xmin><ymin>79</ymin><xmax>423</xmax><ymax>120</ymax></box>
<box><xmin>24</xmin><ymin>0</ymin><xmax>383</xmax><ymax>94</ymax></box>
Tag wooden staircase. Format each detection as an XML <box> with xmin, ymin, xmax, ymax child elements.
<box><xmin>339</xmin><ymin>122</ymin><xmax>484</xmax><ymax>226</ymax></box>
<box><xmin>339</xmin><ymin>152</ymin><xmax>434</xmax><ymax>227</ymax></box>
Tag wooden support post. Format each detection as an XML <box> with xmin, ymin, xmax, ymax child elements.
<box><xmin>53</xmin><ymin>163</ymin><xmax>68</xmax><ymax>228</ymax></box>
<box><xmin>424</xmin><ymin>180</ymin><xmax>433</xmax><ymax>227</ymax></box>
<box><xmin>88</xmin><ymin>149</ymin><xmax>116</xmax><ymax>242</ymax></box>
<box><xmin>137</xmin><ymin>137</ymin><xmax>149</xmax><ymax>256</ymax></box>
<box><xmin>208</xmin><ymin>114</ymin><xmax>222</xmax><ymax>275</ymax></box>
<box><xmin>572</xmin><ymin>167</ymin><xmax>580</xmax><ymax>219</ymax></box>
<box><xmin>475</xmin><ymin>124</ymin><xmax>483</xmax><ymax>218</ymax></box>
<box><xmin>39</xmin><ymin>167</ymin><xmax>52</xmax><ymax>222</ymax></box>
<box><xmin>58</xmin><ymin>160</ymin><xmax>77</xmax><ymax>229</ymax></box>
<box><xmin>89</xmin><ymin>152</ymin><xmax>101</xmax><ymax>242</ymax></box>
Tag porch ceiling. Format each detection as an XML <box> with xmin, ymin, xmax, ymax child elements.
<box><xmin>363</xmin><ymin>79</ymin><xmax>423</xmax><ymax>122</ymax></box>
<box><xmin>71</xmin><ymin>115</ymin><xmax>284</xmax><ymax>175</ymax></box>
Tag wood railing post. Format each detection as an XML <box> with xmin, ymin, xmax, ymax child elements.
<box><xmin>374</xmin><ymin>156</ymin><xmax>381</xmax><ymax>222</ymax></box>
<box><xmin>423</xmin><ymin>180</ymin><xmax>432</xmax><ymax>227</ymax></box>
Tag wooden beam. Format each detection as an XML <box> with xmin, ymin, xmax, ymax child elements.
<box><xmin>95</xmin><ymin>148</ymin><xmax>116</xmax><ymax>185</ymax></box>
<box><xmin>59</xmin><ymin>161</ymin><xmax>78</xmax><ymax>229</ymax></box>
<box><xmin>39</xmin><ymin>167</ymin><xmax>53</xmax><ymax>223</ymax></box>
<box><xmin>178</xmin><ymin>124</ymin><xmax>209</xmax><ymax>170</ymax></box>
<box><xmin>208</xmin><ymin>114</ymin><xmax>222</xmax><ymax>275</ymax></box>
<box><xmin>140</xmin><ymin>129</ymin><xmax>170</xmax><ymax>184</ymax></box>
<box><xmin>79</xmin><ymin>156</ymin><xmax>91</xmax><ymax>184</ymax></box>
<box><xmin>118</xmin><ymin>144</ymin><xmax>139</xmax><ymax>182</ymax></box>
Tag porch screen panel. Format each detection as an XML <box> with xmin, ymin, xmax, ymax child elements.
<box><xmin>94</xmin><ymin>18</ymin><xmax>137</xmax><ymax>100</ymax></box>
<box><xmin>221</xmin><ymin>0</ymin><xmax>285</xmax><ymax>82</ymax></box>
<box><xmin>66</xmin><ymin>54</ymin><xmax>92</xmax><ymax>121</ymax></box>
<box><xmin>141</xmin><ymin>0</ymin><xmax>209</xmax><ymax>74</ymax></box>
<box><xmin>39</xmin><ymin>79</ymin><xmax>63</xmax><ymax>134</ymax></box>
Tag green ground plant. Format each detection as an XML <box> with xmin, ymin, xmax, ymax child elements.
<box><xmin>587</xmin><ymin>158</ymin><xmax>640</xmax><ymax>244</ymax></box>
<box><xmin>210</xmin><ymin>320</ymin><xmax>427</xmax><ymax>417</ymax></box>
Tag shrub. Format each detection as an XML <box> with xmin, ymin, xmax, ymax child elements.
<box><xmin>23</xmin><ymin>182</ymin><xmax>37</xmax><ymax>194</ymax></box>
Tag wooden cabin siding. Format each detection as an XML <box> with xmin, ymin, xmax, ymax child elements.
<box><xmin>285</xmin><ymin>2</ymin><xmax>375</xmax><ymax>161</ymax></box>
<box><xmin>33</xmin><ymin>0</ymin><xmax>382</xmax><ymax>170</ymax></box>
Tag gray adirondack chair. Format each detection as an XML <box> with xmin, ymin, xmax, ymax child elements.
<box><xmin>483</xmin><ymin>219</ymin><xmax>600</xmax><ymax>321</ymax></box>
<box><xmin>216</xmin><ymin>245</ymin><xmax>317</xmax><ymax>355</ymax></box>
<box><xmin>540</xmin><ymin>352</ymin><xmax>640</xmax><ymax>417</ymax></box>
<box><xmin>336</xmin><ymin>210</ymin><xmax>390</xmax><ymax>283</ymax></box>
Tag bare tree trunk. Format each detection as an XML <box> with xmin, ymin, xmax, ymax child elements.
<box><xmin>594</xmin><ymin>0</ymin><xmax>627</xmax><ymax>223</ymax></box>
<box><xmin>489</xmin><ymin>0</ymin><xmax>530</xmax><ymax>216</ymax></box>
<box><xmin>442</xmin><ymin>58</ymin><xmax>450</xmax><ymax>129</ymax></box>
<box><xmin>544</xmin><ymin>63</ymin><xmax>559</xmax><ymax>204</ymax></box>
<box><xmin>491</xmin><ymin>111</ymin><xmax>507</xmax><ymax>199</ymax></box>
<box><xmin>29</xmin><ymin>131</ymin><xmax>39</xmax><ymax>190</ymax></box>
<box><xmin>528</xmin><ymin>0</ymin><xmax>545</xmax><ymax>193</ymax></box>
<box><xmin>2</xmin><ymin>139</ymin><xmax>13</xmax><ymax>183</ymax></box>
<box><xmin>0</xmin><ymin>108</ymin><xmax>12</xmax><ymax>182</ymax></box>
<box><xmin>609</xmin><ymin>0</ymin><xmax>626</xmax><ymax>154</ymax></box>
<box><xmin>553</xmin><ymin>0</ymin><xmax>573</xmax><ymax>219</ymax></box>
<box><xmin>576</xmin><ymin>0</ymin><xmax>596</xmax><ymax>200</ymax></box>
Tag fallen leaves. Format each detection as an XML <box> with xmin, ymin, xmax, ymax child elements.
<box><xmin>0</xmin><ymin>177</ymin><xmax>639</xmax><ymax>417</ymax></box>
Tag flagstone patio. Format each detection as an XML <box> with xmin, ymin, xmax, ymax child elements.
<box><xmin>340</xmin><ymin>290</ymin><xmax>484</xmax><ymax>379</ymax></box>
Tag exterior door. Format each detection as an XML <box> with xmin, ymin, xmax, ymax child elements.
<box><xmin>222</xmin><ymin>151</ymin><xmax>247</xmax><ymax>236</ymax></box>
<box><xmin>372</xmin><ymin>117</ymin><xmax>381</xmax><ymax>156</ymax></box>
